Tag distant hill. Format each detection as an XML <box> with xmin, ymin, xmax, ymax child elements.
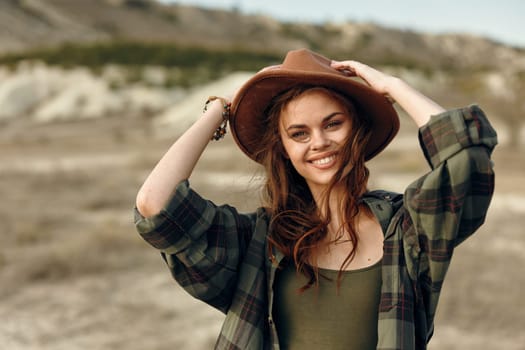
<box><xmin>1</xmin><ymin>0</ymin><xmax>524</xmax><ymax>73</ymax></box>
<box><xmin>0</xmin><ymin>0</ymin><xmax>524</xmax><ymax>147</ymax></box>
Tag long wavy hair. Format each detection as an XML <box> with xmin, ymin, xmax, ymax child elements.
<box><xmin>253</xmin><ymin>85</ymin><xmax>373</xmax><ymax>291</ymax></box>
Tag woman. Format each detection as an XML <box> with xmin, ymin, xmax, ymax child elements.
<box><xmin>134</xmin><ymin>49</ymin><xmax>497</xmax><ymax>349</ymax></box>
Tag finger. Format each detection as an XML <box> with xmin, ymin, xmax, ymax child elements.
<box><xmin>331</xmin><ymin>60</ymin><xmax>361</xmax><ymax>68</ymax></box>
<box><xmin>385</xmin><ymin>94</ymin><xmax>396</xmax><ymax>105</ymax></box>
<box><xmin>330</xmin><ymin>61</ymin><xmax>356</xmax><ymax>76</ymax></box>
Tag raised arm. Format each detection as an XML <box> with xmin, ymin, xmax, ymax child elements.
<box><xmin>330</xmin><ymin>60</ymin><xmax>445</xmax><ymax>127</ymax></box>
<box><xmin>136</xmin><ymin>98</ymin><xmax>229</xmax><ymax>218</ymax></box>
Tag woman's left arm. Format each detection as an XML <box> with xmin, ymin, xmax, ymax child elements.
<box><xmin>331</xmin><ymin>60</ymin><xmax>444</xmax><ymax>127</ymax></box>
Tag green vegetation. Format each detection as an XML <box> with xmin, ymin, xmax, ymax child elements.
<box><xmin>0</xmin><ymin>37</ymin><xmax>492</xmax><ymax>84</ymax></box>
<box><xmin>0</xmin><ymin>41</ymin><xmax>280</xmax><ymax>69</ymax></box>
<box><xmin>0</xmin><ymin>38</ymin><xmax>497</xmax><ymax>90</ymax></box>
<box><xmin>0</xmin><ymin>41</ymin><xmax>281</xmax><ymax>86</ymax></box>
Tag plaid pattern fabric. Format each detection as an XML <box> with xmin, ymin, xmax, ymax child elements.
<box><xmin>135</xmin><ymin>105</ymin><xmax>497</xmax><ymax>350</ymax></box>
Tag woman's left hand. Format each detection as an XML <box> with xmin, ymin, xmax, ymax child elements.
<box><xmin>331</xmin><ymin>60</ymin><xmax>445</xmax><ymax>127</ymax></box>
<box><xmin>331</xmin><ymin>60</ymin><xmax>396</xmax><ymax>97</ymax></box>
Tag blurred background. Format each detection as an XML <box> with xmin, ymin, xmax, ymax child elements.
<box><xmin>0</xmin><ymin>0</ymin><xmax>523</xmax><ymax>349</ymax></box>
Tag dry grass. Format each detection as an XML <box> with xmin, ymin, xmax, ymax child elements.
<box><xmin>0</xmin><ymin>114</ymin><xmax>523</xmax><ymax>350</ymax></box>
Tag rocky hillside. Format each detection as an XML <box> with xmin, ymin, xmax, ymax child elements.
<box><xmin>0</xmin><ymin>0</ymin><xmax>524</xmax><ymax>147</ymax></box>
<box><xmin>1</xmin><ymin>0</ymin><xmax>524</xmax><ymax>72</ymax></box>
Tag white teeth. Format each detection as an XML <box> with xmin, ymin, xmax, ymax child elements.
<box><xmin>312</xmin><ymin>155</ymin><xmax>336</xmax><ymax>165</ymax></box>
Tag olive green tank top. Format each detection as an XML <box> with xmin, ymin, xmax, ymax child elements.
<box><xmin>273</xmin><ymin>260</ymin><xmax>382</xmax><ymax>350</ymax></box>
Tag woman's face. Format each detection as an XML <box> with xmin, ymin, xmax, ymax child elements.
<box><xmin>279</xmin><ymin>90</ymin><xmax>353</xmax><ymax>195</ymax></box>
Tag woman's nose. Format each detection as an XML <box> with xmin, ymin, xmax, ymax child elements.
<box><xmin>310</xmin><ymin>131</ymin><xmax>330</xmax><ymax>150</ymax></box>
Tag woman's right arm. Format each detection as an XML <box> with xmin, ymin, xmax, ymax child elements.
<box><xmin>136</xmin><ymin>98</ymin><xmax>228</xmax><ymax>218</ymax></box>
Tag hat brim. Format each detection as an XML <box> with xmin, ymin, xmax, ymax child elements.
<box><xmin>230</xmin><ymin>68</ymin><xmax>399</xmax><ymax>163</ymax></box>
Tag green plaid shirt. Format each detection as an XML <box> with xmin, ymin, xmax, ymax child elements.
<box><xmin>135</xmin><ymin>105</ymin><xmax>497</xmax><ymax>349</ymax></box>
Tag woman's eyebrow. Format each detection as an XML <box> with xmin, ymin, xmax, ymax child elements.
<box><xmin>285</xmin><ymin>112</ymin><xmax>344</xmax><ymax>131</ymax></box>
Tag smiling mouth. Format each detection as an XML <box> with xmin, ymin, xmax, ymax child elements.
<box><xmin>311</xmin><ymin>154</ymin><xmax>336</xmax><ymax>165</ymax></box>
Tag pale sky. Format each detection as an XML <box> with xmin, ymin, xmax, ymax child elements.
<box><xmin>159</xmin><ymin>0</ymin><xmax>525</xmax><ymax>48</ymax></box>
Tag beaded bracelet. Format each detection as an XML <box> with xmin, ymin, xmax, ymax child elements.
<box><xmin>203</xmin><ymin>96</ymin><xmax>231</xmax><ymax>141</ymax></box>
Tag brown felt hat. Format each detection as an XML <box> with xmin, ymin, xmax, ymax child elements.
<box><xmin>230</xmin><ymin>48</ymin><xmax>399</xmax><ymax>163</ymax></box>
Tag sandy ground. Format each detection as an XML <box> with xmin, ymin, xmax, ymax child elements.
<box><xmin>1</xmin><ymin>113</ymin><xmax>524</xmax><ymax>350</ymax></box>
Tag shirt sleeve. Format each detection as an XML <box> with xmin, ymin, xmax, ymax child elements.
<box><xmin>395</xmin><ymin>105</ymin><xmax>497</xmax><ymax>341</ymax></box>
<box><xmin>134</xmin><ymin>180</ymin><xmax>257</xmax><ymax>314</ymax></box>
<box><xmin>402</xmin><ymin>104</ymin><xmax>497</xmax><ymax>283</ymax></box>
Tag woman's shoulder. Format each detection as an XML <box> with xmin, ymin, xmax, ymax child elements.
<box><xmin>362</xmin><ymin>190</ymin><xmax>404</xmax><ymax>232</ymax></box>
<box><xmin>364</xmin><ymin>189</ymin><xmax>403</xmax><ymax>205</ymax></box>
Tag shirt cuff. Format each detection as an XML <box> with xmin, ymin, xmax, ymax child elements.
<box><xmin>134</xmin><ymin>180</ymin><xmax>194</xmax><ymax>254</ymax></box>
<box><xmin>418</xmin><ymin>105</ymin><xmax>498</xmax><ymax>169</ymax></box>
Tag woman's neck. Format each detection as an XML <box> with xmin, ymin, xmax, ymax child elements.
<box><xmin>311</xmin><ymin>183</ymin><xmax>347</xmax><ymax>234</ymax></box>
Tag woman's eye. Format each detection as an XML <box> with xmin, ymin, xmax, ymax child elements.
<box><xmin>326</xmin><ymin>120</ymin><xmax>342</xmax><ymax>129</ymax></box>
<box><xmin>291</xmin><ymin>131</ymin><xmax>308</xmax><ymax>140</ymax></box>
